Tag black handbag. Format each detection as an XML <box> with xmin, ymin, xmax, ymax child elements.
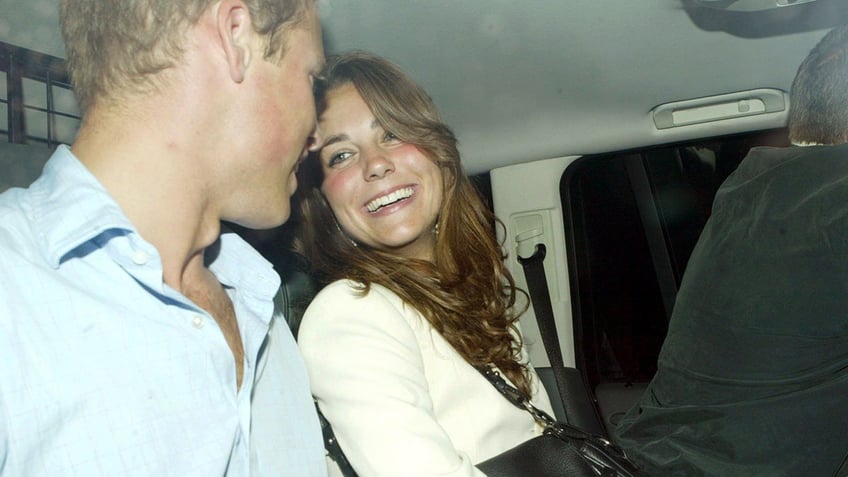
<box><xmin>476</xmin><ymin>366</ymin><xmax>646</xmax><ymax>477</ymax></box>
<box><xmin>316</xmin><ymin>367</ymin><xmax>645</xmax><ymax>477</ymax></box>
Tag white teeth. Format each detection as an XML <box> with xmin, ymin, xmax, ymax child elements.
<box><xmin>366</xmin><ymin>187</ymin><xmax>414</xmax><ymax>212</ymax></box>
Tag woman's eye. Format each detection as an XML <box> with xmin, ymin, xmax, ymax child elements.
<box><xmin>383</xmin><ymin>131</ymin><xmax>399</xmax><ymax>142</ymax></box>
<box><xmin>327</xmin><ymin>151</ymin><xmax>352</xmax><ymax>167</ymax></box>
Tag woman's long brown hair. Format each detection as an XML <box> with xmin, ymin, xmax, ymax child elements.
<box><xmin>293</xmin><ymin>51</ymin><xmax>533</xmax><ymax>397</ymax></box>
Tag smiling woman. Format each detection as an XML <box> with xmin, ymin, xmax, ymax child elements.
<box><xmin>315</xmin><ymin>82</ymin><xmax>444</xmax><ymax>261</ymax></box>
<box><xmin>292</xmin><ymin>51</ymin><xmax>556</xmax><ymax>477</ymax></box>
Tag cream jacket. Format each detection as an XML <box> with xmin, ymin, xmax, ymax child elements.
<box><xmin>298</xmin><ymin>280</ymin><xmax>555</xmax><ymax>477</ymax></box>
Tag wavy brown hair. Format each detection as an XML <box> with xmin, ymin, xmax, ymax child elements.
<box><xmin>293</xmin><ymin>51</ymin><xmax>533</xmax><ymax>397</ymax></box>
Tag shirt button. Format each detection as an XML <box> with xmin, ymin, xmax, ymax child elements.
<box><xmin>192</xmin><ymin>315</ymin><xmax>204</xmax><ymax>329</ymax></box>
<box><xmin>131</xmin><ymin>250</ymin><xmax>149</xmax><ymax>265</ymax></box>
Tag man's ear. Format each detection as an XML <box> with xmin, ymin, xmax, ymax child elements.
<box><xmin>216</xmin><ymin>0</ymin><xmax>254</xmax><ymax>83</ymax></box>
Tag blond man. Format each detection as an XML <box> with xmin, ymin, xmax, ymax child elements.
<box><xmin>0</xmin><ymin>1</ymin><xmax>327</xmax><ymax>475</ymax></box>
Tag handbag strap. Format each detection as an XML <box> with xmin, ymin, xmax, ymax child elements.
<box><xmin>316</xmin><ymin>403</ymin><xmax>359</xmax><ymax>477</ymax></box>
<box><xmin>475</xmin><ymin>365</ymin><xmax>636</xmax><ymax>446</ymax></box>
<box><xmin>476</xmin><ymin>365</ymin><xmax>591</xmax><ymax>441</ymax></box>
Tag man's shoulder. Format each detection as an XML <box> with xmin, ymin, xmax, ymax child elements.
<box><xmin>0</xmin><ymin>145</ymin><xmax>75</xmax><ymax>260</ymax></box>
<box><xmin>0</xmin><ymin>188</ymin><xmax>40</xmax><ymax>260</ymax></box>
<box><xmin>714</xmin><ymin>144</ymin><xmax>848</xmax><ymax>210</ymax></box>
<box><xmin>733</xmin><ymin>143</ymin><xmax>848</xmax><ymax>182</ymax></box>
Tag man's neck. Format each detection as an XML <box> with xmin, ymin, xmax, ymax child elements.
<box><xmin>71</xmin><ymin>105</ymin><xmax>223</xmax><ymax>292</ymax></box>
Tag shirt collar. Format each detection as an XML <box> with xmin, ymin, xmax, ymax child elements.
<box><xmin>25</xmin><ymin>146</ymin><xmax>281</xmax><ymax>311</ymax></box>
<box><xmin>211</xmin><ymin>231</ymin><xmax>281</xmax><ymax>313</ymax></box>
<box><xmin>25</xmin><ymin>145</ymin><xmax>135</xmax><ymax>268</ymax></box>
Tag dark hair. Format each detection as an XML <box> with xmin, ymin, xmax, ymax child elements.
<box><xmin>293</xmin><ymin>51</ymin><xmax>533</xmax><ymax>397</ymax></box>
<box><xmin>789</xmin><ymin>24</ymin><xmax>848</xmax><ymax>145</ymax></box>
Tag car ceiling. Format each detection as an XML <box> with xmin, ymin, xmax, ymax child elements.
<box><xmin>318</xmin><ymin>0</ymin><xmax>848</xmax><ymax>173</ymax></box>
<box><xmin>3</xmin><ymin>0</ymin><xmax>847</xmax><ymax>174</ymax></box>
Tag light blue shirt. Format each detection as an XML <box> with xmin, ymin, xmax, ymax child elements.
<box><xmin>0</xmin><ymin>146</ymin><xmax>327</xmax><ymax>476</ymax></box>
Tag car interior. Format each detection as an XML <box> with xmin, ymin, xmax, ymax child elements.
<box><xmin>2</xmin><ymin>0</ymin><xmax>848</xmax><ymax>449</ymax></box>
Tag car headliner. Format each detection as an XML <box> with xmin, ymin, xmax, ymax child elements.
<box><xmin>317</xmin><ymin>0</ymin><xmax>848</xmax><ymax>173</ymax></box>
<box><xmin>3</xmin><ymin>0</ymin><xmax>847</xmax><ymax>173</ymax></box>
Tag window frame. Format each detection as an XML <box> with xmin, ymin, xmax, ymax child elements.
<box><xmin>0</xmin><ymin>41</ymin><xmax>77</xmax><ymax>147</ymax></box>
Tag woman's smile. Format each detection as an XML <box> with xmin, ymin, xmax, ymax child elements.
<box><xmin>365</xmin><ymin>186</ymin><xmax>416</xmax><ymax>214</ymax></box>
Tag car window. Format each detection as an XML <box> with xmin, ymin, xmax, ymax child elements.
<box><xmin>561</xmin><ymin>128</ymin><xmax>790</xmax><ymax>394</ymax></box>
<box><xmin>0</xmin><ymin>41</ymin><xmax>80</xmax><ymax>146</ymax></box>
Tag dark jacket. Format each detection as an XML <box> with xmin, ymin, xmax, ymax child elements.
<box><xmin>614</xmin><ymin>144</ymin><xmax>848</xmax><ymax>477</ymax></box>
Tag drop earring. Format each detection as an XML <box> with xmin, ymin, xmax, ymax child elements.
<box><xmin>334</xmin><ymin>217</ymin><xmax>358</xmax><ymax>248</ymax></box>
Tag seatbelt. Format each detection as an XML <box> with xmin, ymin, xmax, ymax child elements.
<box><xmin>518</xmin><ymin>243</ymin><xmax>606</xmax><ymax>436</ymax></box>
<box><xmin>624</xmin><ymin>154</ymin><xmax>678</xmax><ymax>321</ymax></box>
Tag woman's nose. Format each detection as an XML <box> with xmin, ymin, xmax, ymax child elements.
<box><xmin>364</xmin><ymin>150</ymin><xmax>394</xmax><ymax>180</ymax></box>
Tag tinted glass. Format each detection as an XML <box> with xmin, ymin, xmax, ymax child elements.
<box><xmin>561</xmin><ymin>129</ymin><xmax>790</xmax><ymax>390</ymax></box>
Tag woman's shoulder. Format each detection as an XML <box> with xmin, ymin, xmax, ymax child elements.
<box><xmin>299</xmin><ymin>280</ymin><xmax>421</xmax><ymax>339</ymax></box>
<box><xmin>309</xmin><ymin>279</ymin><xmax>407</xmax><ymax>309</ymax></box>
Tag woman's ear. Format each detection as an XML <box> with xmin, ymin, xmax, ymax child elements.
<box><xmin>216</xmin><ymin>0</ymin><xmax>253</xmax><ymax>83</ymax></box>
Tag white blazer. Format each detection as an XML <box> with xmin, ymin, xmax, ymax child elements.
<box><xmin>298</xmin><ymin>280</ymin><xmax>555</xmax><ymax>477</ymax></box>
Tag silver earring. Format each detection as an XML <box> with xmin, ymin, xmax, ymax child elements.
<box><xmin>434</xmin><ymin>223</ymin><xmax>440</xmax><ymax>236</ymax></box>
<box><xmin>334</xmin><ymin>217</ymin><xmax>358</xmax><ymax>248</ymax></box>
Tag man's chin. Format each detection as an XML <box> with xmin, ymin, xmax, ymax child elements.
<box><xmin>287</xmin><ymin>174</ymin><xmax>298</xmax><ymax>196</ymax></box>
<box><xmin>233</xmin><ymin>208</ymin><xmax>292</xmax><ymax>230</ymax></box>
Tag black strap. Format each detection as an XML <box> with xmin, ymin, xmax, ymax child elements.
<box><xmin>518</xmin><ymin>243</ymin><xmax>606</xmax><ymax>436</ymax></box>
<box><xmin>518</xmin><ymin>244</ymin><xmax>571</xmax><ymax>418</ymax></box>
<box><xmin>519</xmin><ymin>244</ymin><xmax>564</xmax><ymax>370</ymax></box>
<box><xmin>316</xmin><ymin>404</ymin><xmax>359</xmax><ymax>477</ymax></box>
<box><xmin>476</xmin><ymin>365</ymin><xmax>592</xmax><ymax>441</ymax></box>
<box><xmin>479</xmin><ymin>365</ymin><xmax>645</xmax><ymax>477</ymax></box>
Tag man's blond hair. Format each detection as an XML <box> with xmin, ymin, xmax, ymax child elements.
<box><xmin>60</xmin><ymin>0</ymin><xmax>311</xmax><ymax>114</ymax></box>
